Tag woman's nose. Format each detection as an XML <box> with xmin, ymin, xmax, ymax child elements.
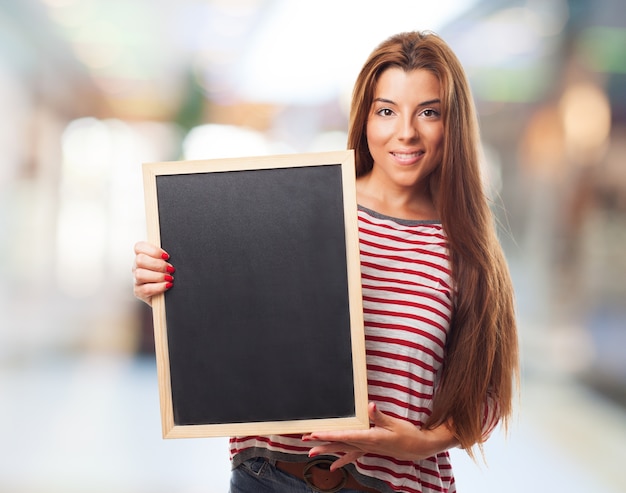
<box><xmin>398</xmin><ymin>116</ymin><xmax>418</xmax><ymax>140</ymax></box>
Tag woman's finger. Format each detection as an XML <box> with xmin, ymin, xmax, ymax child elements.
<box><xmin>133</xmin><ymin>280</ymin><xmax>172</xmax><ymax>306</ymax></box>
<box><xmin>330</xmin><ymin>450</ymin><xmax>364</xmax><ymax>471</ymax></box>
<box><xmin>134</xmin><ymin>241</ymin><xmax>169</xmax><ymax>260</ymax></box>
<box><xmin>133</xmin><ymin>267</ymin><xmax>173</xmax><ymax>286</ymax></box>
<box><xmin>307</xmin><ymin>441</ymin><xmax>360</xmax><ymax>458</ymax></box>
<box><xmin>133</xmin><ymin>252</ymin><xmax>174</xmax><ymax>276</ymax></box>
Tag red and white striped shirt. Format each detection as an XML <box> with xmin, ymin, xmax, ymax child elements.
<box><xmin>229</xmin><ymin>206</ymin><xmax>499</xmax><ymax>492</ymax></box>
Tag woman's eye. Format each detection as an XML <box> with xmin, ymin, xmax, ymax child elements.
<box><xmin>421</xmin><ymin>109</ymin><xmax>440</xmax><ymax>118</ymax></box>
<box><xmin>377</xmin><ymin>108</ymin><xmax>394</xmax><ymax>116</ymax></box>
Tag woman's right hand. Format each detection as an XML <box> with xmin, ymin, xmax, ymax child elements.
<box><xmin>132</xmin><ymin>241</ymin><xmax>175</xmax><ymax>306</ymax></box>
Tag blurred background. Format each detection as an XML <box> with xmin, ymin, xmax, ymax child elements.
<box><xmin>1</xmin><ymin>0</ymin><xmax>625</xmax><ymax>491</ymax></box>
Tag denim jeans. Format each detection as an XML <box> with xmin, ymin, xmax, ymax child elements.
<box><xmin>229</xmin><ymin>457</ymin><xmax>373</xmax><ymax>493</ymax></box>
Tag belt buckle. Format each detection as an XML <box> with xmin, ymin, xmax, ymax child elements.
<box><xmin>302</xmin><ymin>458</ymin><xmax>348</xmax><ymax>493</ymax></box>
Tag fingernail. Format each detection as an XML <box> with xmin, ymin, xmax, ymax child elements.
<box><xmin>165</xmin><ymin>282</ymin><xmax>173</xmax><ymax>289</ymax></box>
<box><xmin>162</xmin><ymin>253</ymin><xmax>170</xmax><ymax>260</ymax></box>
<box><xmin>166</xmin><ymin>265</ymin><xmax>176</xmax><ymax>274</ymax></box>
<box><xmin>164</xmin><ymin>275</ymin><xmax>174</xmax><ymax>282</ymax></box>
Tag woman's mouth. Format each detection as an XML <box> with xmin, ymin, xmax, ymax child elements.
<box><xmin>391</xmin><ymin>151</ymin><xmax>424</xmax><ymax>163</ymax></box>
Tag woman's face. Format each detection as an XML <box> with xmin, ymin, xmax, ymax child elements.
<box><xmin>365</xmin><ymin>67</ymin><xmax>444</xmax><ymax>194</ymax></box>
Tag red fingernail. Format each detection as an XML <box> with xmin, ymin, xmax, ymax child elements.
<box><xmin>164</xmin><ymin>275</ymin><xmax>174</xmax><ymax>282</ymax></box>
<box><xmin>162</xmin><ymin>253</ymin><xmax>170</xmax><ymax>260</ymax></box>
<box><xmin>166</xmin><ymin>265</ymin><xmax>175</xmax><ymax>274</ymax></box>
<box><xmin>165</xmin><ymin>282</ymin><xmax>173</xmax><ymax>289</ymax></box>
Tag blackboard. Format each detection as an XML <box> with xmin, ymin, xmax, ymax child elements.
<box><xmin>142</xmin><ymin>150</ymin><xmax>368</xmax><ymax>438</ymax></box>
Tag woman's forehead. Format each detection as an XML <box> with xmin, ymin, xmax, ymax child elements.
<box><xmin>372</xmin><ymin>68</ymin><xmax>442</xmax><ymax>101</ymax></box>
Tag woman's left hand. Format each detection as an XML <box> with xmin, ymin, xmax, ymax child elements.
<box><xmin>302</xmin><ymin>402</ymin><xmax>458</xmax><ymax>471</ymax></box>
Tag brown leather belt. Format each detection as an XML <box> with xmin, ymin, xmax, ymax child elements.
<box><xmin>275</xmin><ymin>458</ymin><xmax>380</xmax><ymax>493</ymax></box>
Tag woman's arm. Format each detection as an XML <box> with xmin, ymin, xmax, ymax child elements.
<box><xmin>479</xmin><ymin>391</ymin><xmax>501</xmax><ymax>441</ymax></box>
<box><xmin>302</xmin><ymin>402</ymin><xmax>459</xmax><ymax>471</ymax></box>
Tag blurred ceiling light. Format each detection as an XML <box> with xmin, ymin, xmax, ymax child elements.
<box><xmin>183</xmin><ymin>123</ymin><xmax>271</xmax><ymax>160</ymax></box>
<box><xmin>559</xmin><ymin>82</ymin><xmax>611</xmax><ymax>162</ymax></box>
<box><xmin>56</xmin><ymin>201</ymin><xmax>108</xmax><ymax>298</ymax></box>
<box><xmin>308</xmin><ymin>131</ymin><xmax>348</xmax><ymax>153</ymax></box>
<box><xmin>211</xmin><ymin>0</ymin><xmax>262</xmax><ymax>16</ymax></box>
<box><xmin>62</xmin><ymin>117</ymin><xmax>111</xmax><ymax>179</ymax></box>
<box><xmin>57</xmin><ymin>117</ymin><xmax>113</xmax><ymax>297</ymax></box>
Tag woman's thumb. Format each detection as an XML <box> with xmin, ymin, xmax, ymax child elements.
<box><xmin>368</xmin><ymin>402</ymin><xmax>389</xmax><ymax>427</ymax></box>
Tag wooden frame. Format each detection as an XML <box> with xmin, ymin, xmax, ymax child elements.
<box><xmin>143</xmin><ymin>150</ymin><xmax>368</xmax><ymax>438</ymax></box>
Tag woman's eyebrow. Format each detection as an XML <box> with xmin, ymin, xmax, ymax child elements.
<box><xmin>372</xmin><ymin>97</ymin><xmax>396</xmax><ymax>105</ymax></box>
<box><xmin>372</xmin><ymin>97</ymin><xmax>441</xmax><ymax>106</ymax></box>
<box><xmin>418</xmin><ymin>98</ymin><xmax>441</xmax><ymax>106</ymax></box>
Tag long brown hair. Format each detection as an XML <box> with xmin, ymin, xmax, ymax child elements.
<box><xmin>348</xmin><ymin>31</ymin><xmax>519</xmax><ymax>454</ymax></box>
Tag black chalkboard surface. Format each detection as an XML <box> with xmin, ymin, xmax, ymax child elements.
<box><xmin>143</xmin><ymin>150</ymin><xmax>368</xmax><ymax>438</ymax></box>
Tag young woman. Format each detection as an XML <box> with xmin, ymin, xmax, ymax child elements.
<box><xmin>133</xmin><ymin>31</ymin><xmax>519</xmax><ymax>493</ymax></box>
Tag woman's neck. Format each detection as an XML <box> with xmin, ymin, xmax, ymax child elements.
<box><xmin>356</xmin><ymin>174</ymin><xmax>439</xmax><ymax>221</ymax></box>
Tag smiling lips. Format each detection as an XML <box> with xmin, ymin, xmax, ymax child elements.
<box><xmin>391</xmin><ymin>150</ymin><xmax>424</xmax><ymax>163</ymax></box>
